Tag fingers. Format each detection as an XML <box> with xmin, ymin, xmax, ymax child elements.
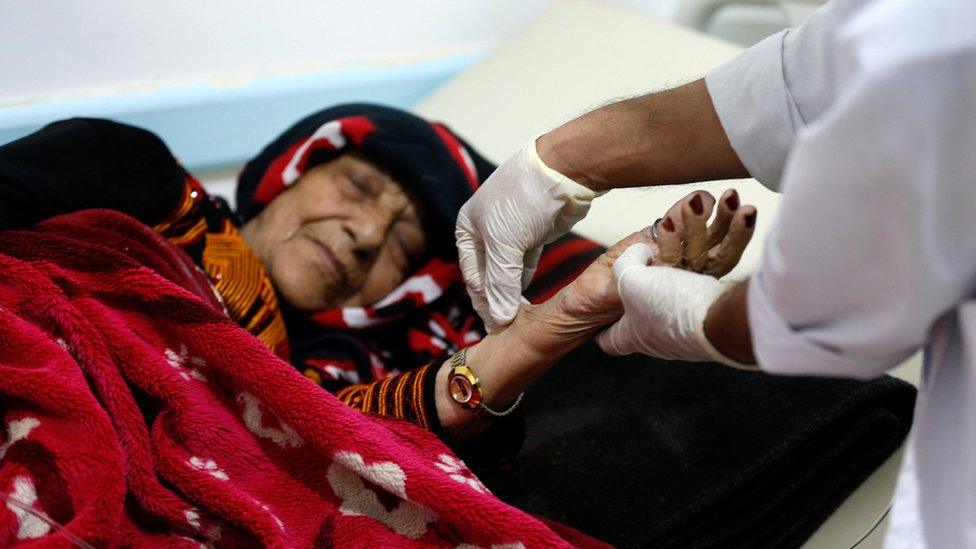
<box><xmin>596</xmin><ymin>320</ymin><xmax>633</xmax><ymax>356</ymax></box>
<box><xmin>457</xmin><ymin>229</ymin><xmax>483</xmax><ymax>290</ymax></box>
<box><xmin>654</xmin><ymin>215</ymin><xmax>683</xmax><ymax>267</ymax></box>
<box><xmin>469</xmin><ymin>291</ymin><xmax>495</xmax><ymax>332</ymax></box>
<box><xmin>649</xmin><ymin>189</ymin><xmax>756</xmax><ymax>278</ymax></box>
<box><xmin>679</xmin><ymin>191</ymin><xmax>716</xmax><ymax>272</ymax></box>
<box><xmin>654</xmin><ymin>191</ymin><xmax>714</xmax><ymax>268</ymax></box>
<box><xmin>707</xmin><ymin>189</ymin><xmax>739</xmax><ymax>248</ymax></box>
<box><xmin>457</xmin><ymin>231</ymin><xmax>497</xmax><ymax>330</ymax></box>
<box><xmin>521</xmin><ymin>246</ymin><xmax>543</xmax><ymax>290</ymax></box>
<box><xmin>703</xmin><ymin>205</ymin><xmax>757</xmax><ymax>278</ymax></box>
<box><xmin>459</xmin><ymin>212</ymin><xmax>531</xmax><ymax>327</ymax></box>
<box><xmin>483</xmin><ymin>237</ymin><xmax>526</xmax><ymax>326</ymax></box>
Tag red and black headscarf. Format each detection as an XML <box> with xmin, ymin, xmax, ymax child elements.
<box><xmin>237</xmin><ymin>103</ymin><xmax>493</xmax><ymax>253</ymax></box>
<box><xmin>236</xmin><ymin>104</ymin><xmax>497</xmax><ymax>387</ymax></box>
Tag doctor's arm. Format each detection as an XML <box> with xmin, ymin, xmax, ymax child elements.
<box><xmin>537</xmin><ymin>79</ymin><xmax>749</xmax><ymax>191</ymax></box>
<box><xmin>544</xmin><ymin>0</ymin><xmax>857</xmax><ymax>193</ymax></box>
<box><xmin>624</xmin><ymin>57</ymin><xmax>976</xmax><ymax>378</ymax></box>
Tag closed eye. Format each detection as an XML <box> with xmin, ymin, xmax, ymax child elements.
<box><xmin>348</xmin><ymin>176</ymin><xmax>370</xmax><ymax>195</ymax></box>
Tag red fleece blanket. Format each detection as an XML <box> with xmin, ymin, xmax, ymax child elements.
<box><xmin>0</xmin><ymin>210</ymin><xmax>603</xmax><ymax>548</ymax></box>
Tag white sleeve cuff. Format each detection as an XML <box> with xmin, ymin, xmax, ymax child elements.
<box><xmin>705</xmin><ymin>31</ymin><xmax>800</xmax><ymax>191</ymax></box>
<box><xmin>748</xmin><ymin>271</ymin><xmax>886</xmax><ymax>380</ymax></box>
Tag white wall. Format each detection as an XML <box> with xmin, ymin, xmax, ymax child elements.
<box><xmin>0</xmin><ymin>0</ymin><xmax>549</xmax><ymax>102</ymax></box>
<box><xmin>619</xmin><ymin>0</ymin><xmax>825</xmax><ymax>46</ymax></box>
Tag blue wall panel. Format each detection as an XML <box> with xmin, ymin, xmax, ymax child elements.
<box><xmin>0</xmin><ymin>53</ymin><xmax>480</xmax><ymax>172</ymax></box>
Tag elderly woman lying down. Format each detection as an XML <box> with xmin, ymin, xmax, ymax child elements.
<box><xmin>0</xmin><ymin>104</ymin><xmax>756</xmax><ymax>459</ymax></box>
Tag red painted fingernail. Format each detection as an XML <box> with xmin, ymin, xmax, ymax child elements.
<box><xmin>690</xmin><ymin>194</ymin><xmax>704</xmax><ymax>215</ymax></box>
<box><xmin>745</xmin><ymin>212</ymin><xmax>757</xmax><ymax>228</ymax></box>
<box><xmin>725</xmin><ymin>193</ymin><xmax>739</xmax><ymax>211</ymax></box>
<box><xmin>662</xmin><ymin>216</ymin><xmax>675</xmax><ymax>232</ymax></box>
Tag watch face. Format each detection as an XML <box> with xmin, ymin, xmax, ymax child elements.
<box><xmin>450</xmin><ymin>376</ymin><xmax>474</xmax><ymax>404</ymax></box>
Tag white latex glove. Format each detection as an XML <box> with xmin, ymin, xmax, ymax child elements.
<box><xmin>597</xmin><ymin>243</ymin><xmax>756</xmax><ymax>370</ymax></box>
<box><xmin>456</xmin><ymin>137</ymin><xmax>602</xmax><ymax>329</ymax></box>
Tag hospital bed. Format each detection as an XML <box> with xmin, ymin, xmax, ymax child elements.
<box><xmin>414</xmin><ymin>0</ymin><xmax>921</xmax><ymax>546</ymax></box>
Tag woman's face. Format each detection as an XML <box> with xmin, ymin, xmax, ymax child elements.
<box><xmin>241</xmin><ymin>153</ymin><xmax>426</xmax><ymax>311</ymax></box>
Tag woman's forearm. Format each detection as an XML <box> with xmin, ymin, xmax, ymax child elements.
<box><xmin>434</xmin><ymin>290</ymin><xmax>613</xmax><ymax>438</ymax></box>
<box><xmin>537</xmin><ymin>79</ymin><xmax>749</xmax><ymax>192</ymax></box>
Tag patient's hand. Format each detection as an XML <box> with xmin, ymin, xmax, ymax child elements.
<box><xmin>558</xmin><ymin>189</ymin><xmax>757</xmax><ymax>324</ymax></box>
<box><xmin>437</xmin><ymin>190</ymin><xmax>756</xmax><ymax>438</ymax></box>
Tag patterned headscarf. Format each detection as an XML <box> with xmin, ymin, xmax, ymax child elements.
<box><xmin>236</xmin><ymin>104</ymin><xmax>497</xmax><ymax>387</ymax></box>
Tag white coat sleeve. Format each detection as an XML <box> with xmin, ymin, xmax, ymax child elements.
<box><xmin>704</xmin><ymin>0</ymin><xmax>865</xmax><ymax>189</ymax></box>
<box><xmin>747</xmin><ymin>54</ymin><xmax>976</xmax><ymax>380</ymax></box>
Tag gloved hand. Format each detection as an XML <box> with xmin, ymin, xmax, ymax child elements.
<box><xmin>596</xmin><ymin>243</ymin><xmax>756</xmax><ymax>369</ymax></box>
<box><xmin>456</xmin><ymin>137</ymin><xmax>602</xmax><ymax>329</ymax></box>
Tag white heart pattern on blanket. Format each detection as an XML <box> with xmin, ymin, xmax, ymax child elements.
<box><xmin>327</xmin><ymin>451</ymin><xmax>436</xmax><ymax>539</ymax></box>
<box><xmin>435</xmin><ymin>454</ymin><xmax>489</xmax><ymax>494</ymax></box>
<box><xmin>165</xmin><ymin>344</ymin><xmax>207</xmax><ymax>382</ymax></box>
<box><xmin>5</xmin><ymin>475</ymin><xmax>50</xmax><ymax>540</ymax></box>
<box><xmin>187</xmin><ymin>456</ymin><xmax>229</xmax><ymax>481</ymax></box>
<box><xmin>238</xmin><ymin>391</ymin><xmax>304</xmax><ymax>449</ymax></box>
<box><xmin>0</xmin><ymin>417</ymin><xmax>40</xmax><ymax>460</ymax></box>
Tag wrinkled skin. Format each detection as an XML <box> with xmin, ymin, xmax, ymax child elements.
<box><xmin>240</xmin><ymin>154</ymin><xmax>426</xmax><ymax>311</ymax></box>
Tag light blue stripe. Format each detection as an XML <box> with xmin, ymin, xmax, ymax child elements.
<box><xmin>0</xmin><ymin>52</ymin><xmax>481</xmax><ymax>172</ymax></box>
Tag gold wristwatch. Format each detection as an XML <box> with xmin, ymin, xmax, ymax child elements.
<box><xmin>447</xmin><ymin>348</ymin><xmax>523</xmax><ymax>418</ymax></box>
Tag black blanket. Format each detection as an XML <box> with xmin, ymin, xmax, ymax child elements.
<box><xmin>482</xmin><ymin>343</ymin><xmax>916</xmax><ymax>548</ymax></box>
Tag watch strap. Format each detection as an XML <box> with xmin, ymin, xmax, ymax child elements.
<box><xmin>475</xmin><ymin>391</ymin><xmax>524</xmax><ymax>419</ymax></box>
<box><xmin>449</xmin><ymin>348</ymin><xmax>524</xmax><ymax>418</ymax></box>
